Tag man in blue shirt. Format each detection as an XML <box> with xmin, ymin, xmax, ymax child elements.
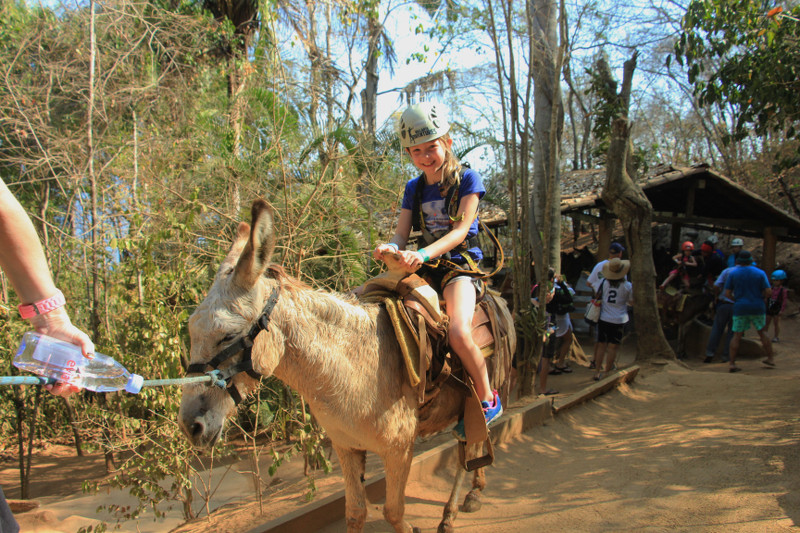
<box><xmin>723</xmin><ymin>251</ymin><xmax>775</xmax><ymax>372</ymax></box>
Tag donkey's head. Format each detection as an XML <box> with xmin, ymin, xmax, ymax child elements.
<box><xmin>179</xmin><ymin>199</ymin><xmax>282</xmax><ymax>447</ymax></box>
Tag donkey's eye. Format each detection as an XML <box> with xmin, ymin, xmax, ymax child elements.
<box><xmin>218</xmin><ymin>334</ymin><xmax>237</xmax><ymax>346</ymax></box>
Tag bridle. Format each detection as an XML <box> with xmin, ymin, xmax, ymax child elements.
<box><xmin>186</xmin><ymin>286</ymin><xmax>281</xmax><ymax>405</ymax></box>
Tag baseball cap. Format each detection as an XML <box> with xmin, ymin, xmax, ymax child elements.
<box><xmin>609</xmin><ymin>242</ymin><xmax>625</xmax><ymax>254</ymax></box>
<box><xmin>736</xmin><ymin>250</ymin><xmax>753</xmax><ymax>265</ymax></box>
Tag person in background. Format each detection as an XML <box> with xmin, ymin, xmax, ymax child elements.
<box><xmin>548</xmin><ymin>272</ymin><xmax>576</xmax><ymax>376</ymax></box>
<box><xmin>726</xmin><ymin>237</ymin><xmax>744</xmax><ymax>268</ymax></box>
<box><xmin>706</xmin><ymin>234</ymin><xmax>726</xmax><ymax>263</ymax></box>
<box><xmin>0</xmin><ymin>179</ymin><xmax>95</xmax><ymax>533</ymax></box>
<box><xmin>592</xmin><ymin>258</ymin><xmax>634</xmax><ymax>381</ymax></box>
<box><xmin>764</xmin><ymin>269</ymin><xmax>788</xmax><ymax>343</ymax></box>
<box><xmin>723</xmin><ymin>251</ymin><xmax>775</xmax><ymax>372</ymax></box>
<box><xmin>703</xmin><ymin>265</ymin><xmax>737</xmax><ymax>363</ymax></box>
<box><xmin>586</xmin><ymin>242</ymin><xmax>625</xmax><ymax>369</ymax></box>
<box><xmin>531</xmin><ymin>269</ymin><xmax>576</xmax><ymax>396</ymax></box>
<box><xmin>659</xmin><ymin>241</ymin><xmax>697</xmax><ymax>291</ymax></box>
<box><xmin>587</xmin><ymin>242</ymin><xmax>624</xmax><ymax>291</ymax></box>
<box><xmin>531</xmin><ymin>270</ymin><xmax>559</xmax><ymax>396</ymax></box>
<box><xmin>700</xmin><ymin>241</ymin><xmax>726</xmax><ymax>288</ymax></box>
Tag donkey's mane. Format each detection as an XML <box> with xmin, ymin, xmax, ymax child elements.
<box><xmin>266</xmin><ymin>263</ymin><xmax>375</xmax><ymax>332</ymax></box>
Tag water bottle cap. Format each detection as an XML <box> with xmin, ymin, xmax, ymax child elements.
<box><xmin>125</xmin><ymin>374</ymin><xmax>144</xmax><ymax>394</ymax></box>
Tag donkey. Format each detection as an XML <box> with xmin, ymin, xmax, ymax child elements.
<box><xmin>178</xmin><ymin>199</ymin><xmax>515</xmax><ymax>533</ymax></box>
<box><xmin>657</xmin><ymin>289</ymin><xmax>713</xmax><ymax>358</ymax></box>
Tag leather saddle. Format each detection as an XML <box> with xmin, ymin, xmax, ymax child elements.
<box><xmin>359</xmin><ymin>255</ymin><xmax>509</xmax><ymax>468</ymax></box>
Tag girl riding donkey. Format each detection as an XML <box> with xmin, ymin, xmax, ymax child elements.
<box><xmin>372</xmin><ymin>102</ymin><xmax>501</xmax><ymax>440</ymax></box>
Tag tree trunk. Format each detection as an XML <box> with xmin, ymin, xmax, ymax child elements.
<box><xmin>600</xmin><ymin>53</ymin><xmax>674</xmax><ymax>361</ymax></box>
<box><xmin>525</xmin><ymin>0</ymin><xmax>566</xmax><ymax>395</ymax></box>
<box><xmin>62</xmin><ymin>397</ymin><xmax>84</xmax><ymax>457</ymax></box>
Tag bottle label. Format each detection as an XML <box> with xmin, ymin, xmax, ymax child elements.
<box><xmin>32</xmin><ymin>341</ymin><xmax>78</xmax><ymax>384</ymax></box>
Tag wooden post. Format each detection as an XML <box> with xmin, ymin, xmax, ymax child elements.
<box><xmin>762</xmin><ymin>227</ymin><xmax>777</xmax><ymax>274</ymax></box>
<box><xmin>670</xmin><ymin>222</ymin><xmax>681</xmax><ymax>253</ymax></box>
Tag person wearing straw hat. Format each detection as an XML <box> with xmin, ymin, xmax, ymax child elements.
<box><xmin>591</xmin><ymin>257</ymin><xmax>634</xmax><ymax>381</ymax></box>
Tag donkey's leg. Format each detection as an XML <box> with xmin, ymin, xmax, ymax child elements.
<box><xmin>382</xmin><ymin>446</ymin><xmax>416</xmax><ymax>533</ymax></box>
<box><xmin>333</xmin><ymin>445</ymin><xmax>367</xmax><ymax>532</ymax></box>
<box><xmin>438</xmin><ymin>464</ymin><xmax>467</xmax><ymax>533</ymax></box>
<box><xmin>462</xmin><ymin>466</ymin><xmax>486</xmax><ymax>512</ymax></box>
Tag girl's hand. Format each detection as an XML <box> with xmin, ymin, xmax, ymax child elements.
<box><xmin>392</xmin><ymin>250</ymin><xmax>425</xmax><ymax>269</ymax></box>
<box><xmin>373</xmin><ymin>243</ymin><xmax>399</xmax><ymax>261</ymax></box>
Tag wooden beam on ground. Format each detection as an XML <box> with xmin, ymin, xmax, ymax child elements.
<box><xmin>552</xmin><ymin>365</ymin><xmax>640</xmax><ymax>414</ymax></box>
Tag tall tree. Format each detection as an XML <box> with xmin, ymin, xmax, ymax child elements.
<box><xmin>596</xmin><ymin>52</ymin><xmax>675</xmax><ymax>362</ymax></box>
<box><xmin>673</xmin><ymin>0</ymin><xmax>800</xmax><ymax>163</ymax></box>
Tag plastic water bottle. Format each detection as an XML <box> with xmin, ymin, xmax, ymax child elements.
<box><xmin>13</xmin><ymin>332</ymin><xmax>143</xmax><ymax>394</ymax></box>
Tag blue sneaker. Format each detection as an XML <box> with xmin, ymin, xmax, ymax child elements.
<box><xmin>451</xmin><ymin>391</ymin><xmax>503</xmax><ymax>441</ymax></box>
<box><xmin>483</xmin><ymin>390</ymin><xmax>503</xmax><ymax>426</ymax></box>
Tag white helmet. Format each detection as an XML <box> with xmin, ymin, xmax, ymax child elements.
<box><xmin>707</xmin><ymin>235</ymin><xmax>719</xmax><ymax>244</ymax></box>
<box><xmin>397</xmin><ymin>102</ymin><xmax>450</xmax><ymax>148</ymax></box>
<box><xmin>731</xmin><ymin>238</ymin><xmax>744</xmax><ymax>247</ymax></box>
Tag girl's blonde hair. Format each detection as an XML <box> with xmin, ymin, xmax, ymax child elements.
<box><xmin>437</xmin><ymin>133</ymin><xmax>461</xmax><ymax>196</ymax></box>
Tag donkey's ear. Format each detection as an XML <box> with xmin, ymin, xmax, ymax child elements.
<box><xmin>221</xmin><ymin>222</ymin><xmax>251</xmax><ymax>270</ymax></box>
<box><xmin>233</xmin><ymin>199</ymin><xmax>276</xmax><ymax>288</ymax></box>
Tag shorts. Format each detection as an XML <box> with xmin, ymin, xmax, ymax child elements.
<box><xmin>418</xmin><ymin>262</ymin><xmax>482</xmax><ymax>294</ymax></box>
<box><xmin>597</xmin><ymin>320</ymin><xmax>625</xmax><ymax>345</ymax></box>
<box><xmin>732</xmin><ymin>314</ymin><xmax>766</xmax><ymax>333</ymax></box>
<box><xmin>553</xmin><ymin>313</ymin><xmax>573</xmax><ymax>338</ymax></box>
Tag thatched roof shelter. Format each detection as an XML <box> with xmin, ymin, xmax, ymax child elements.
<box><xmin>560</xmin><ymin>163</ymin><xmax>800</xmax><ymax>273</ymax></box>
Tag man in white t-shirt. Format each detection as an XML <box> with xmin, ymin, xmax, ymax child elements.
<box><xmin>587</xmin><ymin>242</ymin><xmax>625</xmax><ymax>290</ymax></box>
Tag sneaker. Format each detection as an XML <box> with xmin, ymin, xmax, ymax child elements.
<box><xmin>452</xmin><ymin>419</ymin><xmax>466</xmax><ymax>441</ymax></box>
<box><xmin>589</xmin><ymin>361</ymin><xmax>596</xmax><ymax>369</ymax></box>
<box><xmin>483</xmin><ymin>390</ymin><xmax>503</xmax><ymax>427</ymax></box>
<box><xmin>451</xmin><ymin>391</ymin><xmax>503</xmax><ymax>442</ymax></box>
<box><xmin>555</xmin><ymin>365</ymin><xmax>573</xmax><ymax>373</ymax></box>
<box><xmin>548</xmin><ymin>367</ymin><xmax>563</xmax><ymax>375</ymax></box>
<box><xmin>703</xmin><ymin>356</ymin><xmax>713</xmax><ymax>363</ymax></box>
<box><xmin>772</xmin><ymin>337</ymin><xmax>779</xmax><ymax>343</ymax></box>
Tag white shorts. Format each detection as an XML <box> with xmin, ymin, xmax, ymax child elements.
<box><xmin>554</xmin><ymin>313</ymin><xmax>573</xmax><ymax>337</ymax></box>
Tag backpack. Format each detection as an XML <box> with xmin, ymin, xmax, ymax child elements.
<box><xmin>767</xmin><ymin>287</ymin><xmax>785</xmax><ymax>314</ymax></box>
<box><xmin>552</xmin><ymin>280</ymin><xmax>575</xmax><ymax>315</ymax></box>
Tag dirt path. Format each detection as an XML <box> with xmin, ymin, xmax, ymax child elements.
<box><xmin>314</xmin><ymin>329</ymin><xmax>800</xmax><ymax>532</ymax></box>
<box><xmin>5</xmin><ymin>316</ymin><xmax>800</xmax><ymax>532</ymax></box>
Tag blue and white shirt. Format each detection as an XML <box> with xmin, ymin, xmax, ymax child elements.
<box><xmin>401</xmin><ymin>168</ymin><xmax>485</xmax><ymax>263</ymax></box>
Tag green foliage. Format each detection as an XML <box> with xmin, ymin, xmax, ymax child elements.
<box><xmin>0</xmin><ymin>0</ymin><xmax>418</xmax><ymax>522</ymax></box>
<box><xmin>673</xmin><ymin>0</ymin><xmax>800</xmax><ymax>143</ymax></box>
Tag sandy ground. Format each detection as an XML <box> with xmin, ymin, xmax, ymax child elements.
<box><xmin>4</xmin><ymin>314</ymin><xmax>800</xmax><ymax>532</ymax></box>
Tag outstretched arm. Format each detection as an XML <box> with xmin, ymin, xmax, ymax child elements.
<box><xmin>0</xmin><ymin>181</ymin><xmax>94</xmax><ymax>396</ymax></box>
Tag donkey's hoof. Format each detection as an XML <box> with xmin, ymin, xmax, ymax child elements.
<box><xmin>413</xmin><ymin>528</ymin><xmax>422</xmax><ymax>533</ymax></box>
<box><xmin>461</xmin><ymin>489</ymin><xmax>482</xmax><ymax>513</ymax></box>
<box><xmin>437</xmin><ymin>523</ymin><xmax>455</xmax><ymax>533</ymax></box>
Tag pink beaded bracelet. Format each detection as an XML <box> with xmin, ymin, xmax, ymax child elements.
<box><xmin>18</xmin><ymin>290</ymin><xmax>66</xmax><ymax>319</ymax></box>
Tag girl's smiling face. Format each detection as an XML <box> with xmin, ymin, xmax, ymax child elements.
<box><xmin>406</xmin><ymin>137</ymin><xmax>452</xmax><ymax>183</ymax></box>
